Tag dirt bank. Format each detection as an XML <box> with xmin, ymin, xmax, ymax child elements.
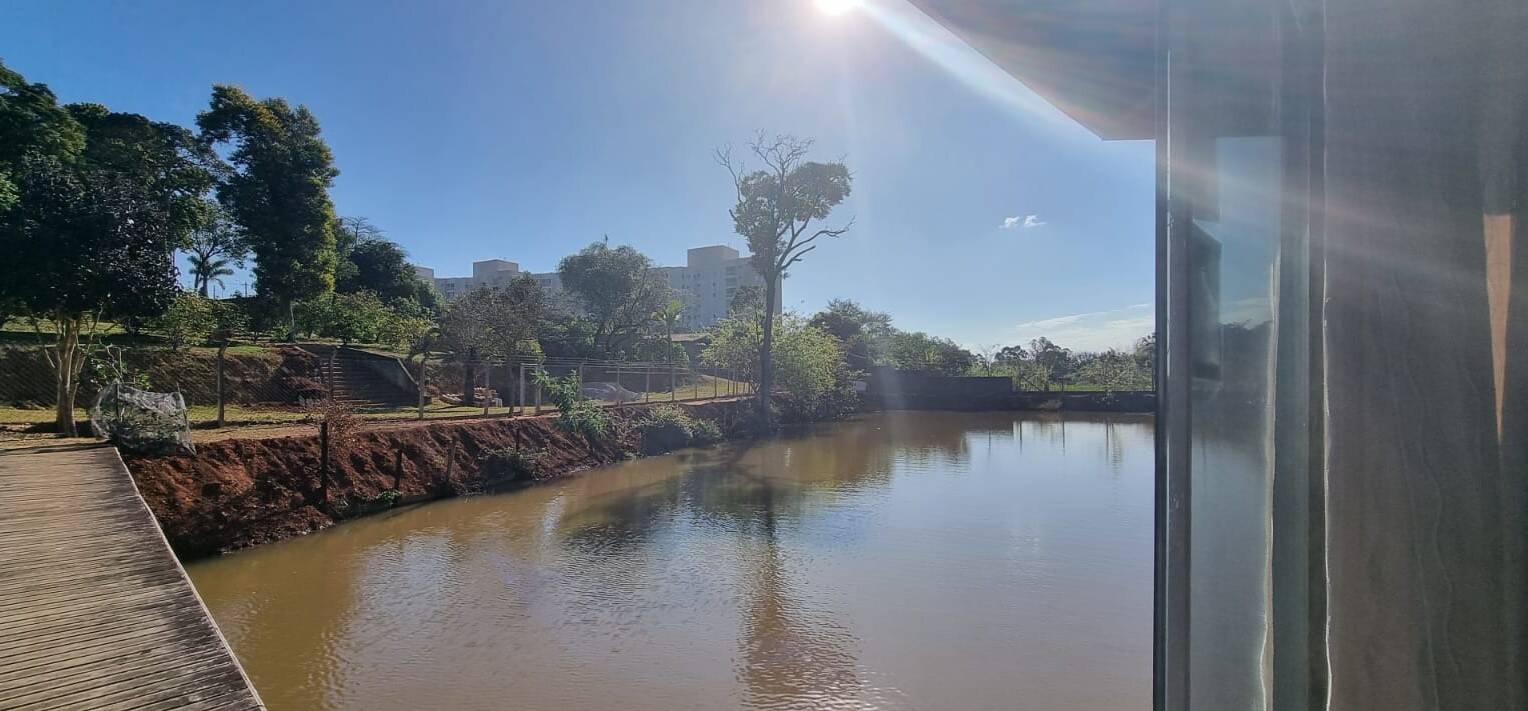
<box><xmin>1</xmin><ymin>345</ymin><xmax>320</xmax><ymax>409</ymax></box>
<box><xmin>126</xmin><ymin>399</ymin><xmax>754</xmax><ymax>558</ymax></box>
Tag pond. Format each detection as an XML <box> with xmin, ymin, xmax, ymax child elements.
<box><xmin>188</xmin><ymin>411</ymin><xmax>1154</xmax><ymax>711</ymax></box>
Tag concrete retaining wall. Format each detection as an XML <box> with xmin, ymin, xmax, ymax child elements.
<box><xmin>864</xmin><ymin>367</ymin><xmax>1155</xmax><ymax>413</ymax></box>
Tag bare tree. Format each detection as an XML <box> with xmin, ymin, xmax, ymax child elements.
<box><xmin>717</xmin><ymin>133</ymin><xmax>853</xmax><ymax>427</ymax></box>
<box><xmin>438</xmin><ymin>277</ymin><xmax>543</xmax><ymax>406</ymax></box>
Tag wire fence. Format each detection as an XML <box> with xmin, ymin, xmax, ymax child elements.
<box><xmin>412</xmin><ymin>353</ymin><xmax>755</xmax><ymax>417</ymax></box>
<box><xmin>0</xmin><ymin>343</ymin><xmax>755</xmax><ymax>431</ymax></box>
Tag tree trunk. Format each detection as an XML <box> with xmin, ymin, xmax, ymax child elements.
<box><xmin>285</xmin><ymin>299</ymin><xmax>297</xmax><ymax>342</ymax></box>
<box><xmin>462</xmin><ymin>346</ymin><xmax>477</xmax><ymax>407</ymax></box>
<box><xmin>198</xmin><ymin>279</ymin><xmax>209</xmax><ymax>298</ymax></box>
<box><xmin>758</xmin><ymin>276</ymin><xmax>777</xmax><ymax>429</ymax></box>
<box><xmin>52</xmin><ymin>317</ymin><xmax>81</xmax><ymax>437</ymax></box>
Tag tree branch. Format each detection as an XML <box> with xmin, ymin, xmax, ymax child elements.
<box><xmin>781</xmin><ymin>244</ymin><xmax>817</xmax><ymax>272</ymax></box>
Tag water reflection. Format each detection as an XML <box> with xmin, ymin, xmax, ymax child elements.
<box><xmin>189</xmin><ymin>412</ymin><xmax>1153</xmax><ymax>711</ymax></box>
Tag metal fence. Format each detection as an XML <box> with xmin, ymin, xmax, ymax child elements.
<box><xmin>0</xmin><ymin>343</ymin><xmax>754</xmax><ymax>431</ymax></box>
<box><xmin>415</xmin><ymin>354</ymin><xmax>754</xmax><ymax>416</ymax></box>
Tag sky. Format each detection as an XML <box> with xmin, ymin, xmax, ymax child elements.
<box><xmin>0</xmin><ymin>0</ymin><xmax>1155</xmax><ymax>351</ymax></box>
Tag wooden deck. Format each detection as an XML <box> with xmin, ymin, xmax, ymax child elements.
<box><xmin>0</xmin><ymin>445</ymin><xmax>264</xmax><ymax>711</ymax></box>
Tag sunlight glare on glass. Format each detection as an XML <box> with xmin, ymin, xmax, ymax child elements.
<box><xmin>815</xmin><ymin>0</ymin><xmax>862</xmax><ymax>17</ymax></box>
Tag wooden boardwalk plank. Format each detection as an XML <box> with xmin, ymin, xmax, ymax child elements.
<box><xmin>0</xmin><ymin>446</ymin><xmax>264</xmax><ymax>711</ymax></box>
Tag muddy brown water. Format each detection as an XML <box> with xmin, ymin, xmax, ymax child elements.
<box><xmin>187</xmin><ymin>411</ymin><xmax>1153</xmax><ymax>711</ymax></box>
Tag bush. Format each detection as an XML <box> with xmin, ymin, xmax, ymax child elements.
<box><xmin>481</xmin><ymin>445</ymin><xmax>545</xmax><ymax>481</ymax></box>
<box><xmin>777</xmin><ymin>381</ymin><xmax>860</xmax><ymax>424</ymax></box>
<box><xmin>372</xmin><ymin>490</ymin><xmax>402</xmax><ymax>507</ymax></box>
<box><xmin>702</xmin><ymin>313</ymin><xmax>861</xmax><ymax>423</ymax></box>
<box><xmin>534</xmin><ymin>371</ymin><xmax>611</xmax><ymax>439</ymax></box>
<box><xmin>146</xmin><ymin>292</ymin><xmax>217</xmax><ymax>351</ymax></box>
<box><xmin>689</xmin><ymin>418</ymin><xmax>724</xmax><ymax>445</ymax></box>
<box><xmin>635</xmin><ymin>404</ymin><xmax>724</xmax><ymax>454</ymax></box>
<box><xmin>636</xmin><ymin>404</ymin><xmax>694</xmax><ymax>454</ymax></box>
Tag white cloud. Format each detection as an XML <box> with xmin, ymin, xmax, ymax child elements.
<box><xmin>1011</xmin><ymin>303</ymin><xmax>1154</xmax><ymax>351</ymax></box>
<box><xmin>1001</xmin><ymin>214</ymin><xmax>1045</xmax><ymax>230</ymax></box>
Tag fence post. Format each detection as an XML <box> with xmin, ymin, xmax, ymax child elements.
<box><xmin>644</xmin><ymin>366</ymin><xmax>651</xmax><ymax>403</ymax></box>
<box><xmin>518</xmin><ymin>364</ymin><xmax>527</xmax><ymax>417</ymax></box>
<box><xmin>578</xmin><ymin>362</ymin><xmax>586</xmax><ymax>386</ymax></box>
<box><xmin>670</xmin><ymin>364</ymin><xmax>677</xmax><ymax>402</ymax></box>
<box><xmin>712</xmin><ymin>366</ymin><xmax>719</xmax><ymax>400</ymax></box>
<box><xmin>319</xmin><ymin>421</ymin><xmax>330</xmax><ymax>505</ymax></box>
<box><xmin>215</xmin><ymin>340</ymin><xmax>227</xmax><ymax>428</ymax></box>
<box><xmin>417</xmin><ymin>353</ymin><xmax>428</xmax><ymax>420</ymax></box>
<box><xmin>483</xmin><ymin>358</ymin><xmax>492</xmax><ymax>417</ymax></box>
<box><xmin>534</xmin><ymin>365</ymin><xmax>543</xmax><ymax>415</ymax></box>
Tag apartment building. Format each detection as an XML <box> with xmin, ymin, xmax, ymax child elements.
<box><xmin>417</xmin><ymin>244</ymin><xmax>779</xmax><ymax>331</ymax></box>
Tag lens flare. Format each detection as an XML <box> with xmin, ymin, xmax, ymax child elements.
<box><xmin>815</xmin><ymin>0</ymin><xmax>862</xmax><ymax>16</ymax></box>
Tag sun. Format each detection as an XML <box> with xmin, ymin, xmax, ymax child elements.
<box><xmin>815</xmin><ymin>0</ymin><xmax>862</xmax><ymax>16</ymax></box>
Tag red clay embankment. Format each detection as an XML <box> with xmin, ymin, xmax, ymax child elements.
<box><xmin>125</xmin><ymin>399</ymin><xmax>753</xmax><ymax>558</ymax></box>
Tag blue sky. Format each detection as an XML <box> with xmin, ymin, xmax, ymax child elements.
<box><xmin>1</xmin><ymin>0</ymin><xmax>1154</xmax><ymax>351</ymax></box>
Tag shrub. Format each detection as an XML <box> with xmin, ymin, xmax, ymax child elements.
<box><xmin>534</xmin><ymin>371</ymin><xmax>611</xmax><ymax>439</ymax></box>
<box><xmin>689</xmin><ymin>418</ymin><xmax>724</xmax><ymax>445</ymax></box>
<box><xmin>635</xmin><ymin>404</ymin><xmax>724</xmax><ymax>454</ymax></box>
<box><xmin>373</xmin><ymin>490</ymin><xmax>402</xmax><ymax>507</ymax></box>
<box><xmin>481</xmin><ymin>445</ymin><xmax>545</xmax><ymax>481</ymax></box>
<box><xmin>636</xmin><ymin>404</ymin><xmax>695</xmax><ymax>454</ymax></box>
<box><xmin>703</xmin><ymin>314</ymin><xmax>860</xmax><ymax>423</ymax></box>
<box><xmin>778</xmin><ymin>380</ymin><xmax>860</xmax><ymax>424</ymax></box>
<box><xmin>146</xmin><ymin>292</ymin><xmax>217</xmax><ymax>351</ymax></box>
<box><xmin>305</xmin><ymin>397</ymin><xmax>360</xmax><ymax>454</ymax></box>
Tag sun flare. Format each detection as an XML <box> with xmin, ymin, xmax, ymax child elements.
<box><xmin>815</xmin><ymin>0</ymin><xmax>862</xmax><ymax>17</ymax></box>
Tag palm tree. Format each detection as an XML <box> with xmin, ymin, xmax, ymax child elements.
<box><xmin>654</xmin><ymin>298</ymin><xmax>685</xmax><ymax>363</ymax></box>
<box><xmin>184</xmin><ymin>200</ymin><xmax>248</xmax><ymax>297</ymax></box>
<box><xmin>189</xmin><ymin>253</ymin><xmax>236</xmax><ymax>297</ymax></box>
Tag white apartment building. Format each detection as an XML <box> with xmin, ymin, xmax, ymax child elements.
<box><xmin>417</xmin><ymin>245</ymin><xmax>779</xmax><ymax>331</ymax></box>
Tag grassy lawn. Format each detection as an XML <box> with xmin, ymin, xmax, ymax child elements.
<box><xmin>1</xmin><ymin>382</ymin><xmax>753</xmax><ymax>429</ymax></box>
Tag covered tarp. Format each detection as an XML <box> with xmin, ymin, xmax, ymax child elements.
<box><xmin>90</xmin><ymin>382</ymin><xmax>194</xmax><ymax>454</ymax></box>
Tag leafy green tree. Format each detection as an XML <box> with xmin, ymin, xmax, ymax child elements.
<box><xmin>1076</xmin><ymin>348</ymin><xmax>1151</xmax><ymax>391</ymax></box>
<box><xmin>1133</xmin><ymin>333</ymin><xmax>1156</xmax><ymax>388</ymax></box>
<box><xmin>703</xmin><ymin>313</ymin><xmax>854</xmax><ymax>423</ymax></box>
<box><xmin>535</xmin><ymin>300</ymin><xmax>599</xmax><ymax>359</ymax></box>
<box><xmin>718</xmin><ymin>133</ymin><xmax>852</xmax><ymax>427</ymax></box>
<box><xmin>994</xmin><ymin>344</ymin><xmax>1029</xmax><ymax>366</ymax></box>
<box><xmin>886</xmin><ymin>330</ymin><xmax>976</xmax><ymax>376</ymax></box>
<box><xmin>1027</xmin><ymin>337</ymin><xmax>1074</xmax><ymax>389</ymax></box>
<box><xmin>808</xmin><ymin>299</ymin><xmax>892</xmax><ymax>369</ymax></box>
<box><xmin>197</xmin><ymin>85</ymin><xmax>340</xmax><ymax>340</ymax></box>
<box><xmin>1</xmin><ymin>65</ymin><xmax>217</xmax><ymax>434</ymax></box>
<box><xmin>0</xmin><ymin>60</ymin><xmax>85</xmax><ymax>212</ymax></box>
<box><xmin>295</xmin><ymin>291</ymin><xmax>393</xmax><ymax>344</ymax></box>
<box><xmin>183</xmin><ymin>198</ymin><xmax>249</xmax><ymax>296</ymax></box>
<box><xmin>728</xmin><ymin>284</ymin><xmax>765</xmax><ymax>321</ymax></box>
<box><xmin>375</xmin><ymin>299</ymin><xmax>435</xmax><ymax>352</ymax></box>
<box><xmin>336</xmin><ymin>229</ymin><xmax>437</xmax><ymax>310</ymax></box>
<box><xmin>557</xmin><ymin>239</ymin><xmax>673</xmax><ymax>356</ymax></box>
<box><xmin>185</xmin><ymin>200</ymin><xmax>248</xmax><ymax>297</ymax></box>
<box><xmin>439</xmin><ymin>278</ymin><xmax>543</xmax><ymax>405</ymax></box>
<box><xmin>148</xmin><ymin>291</ymin><xmax>218</xmax><ymax>351</ymax></box>
<box><xmin>1009</xmin><ymin>359</ymin><xmax>1054</xmax><ymax>391</ymax></box>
